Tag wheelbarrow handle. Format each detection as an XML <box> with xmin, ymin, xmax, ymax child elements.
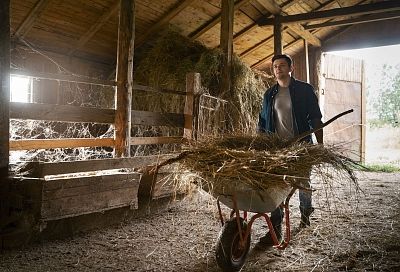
<box><xmin>289</xmin><ymin>109</ymin><xmax>354</xmax><ymax>144</ymax></box>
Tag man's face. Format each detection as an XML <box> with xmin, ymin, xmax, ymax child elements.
<box><xmin>272</xmin><ymin>58</ymin><xmax>293</xmax><ymax>80</ymax></box>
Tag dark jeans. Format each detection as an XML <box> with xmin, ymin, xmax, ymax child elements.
<box><xmin>270</xmin><ymin>176</ymin><xmax>312</xmax><ymax>229</ymax></box>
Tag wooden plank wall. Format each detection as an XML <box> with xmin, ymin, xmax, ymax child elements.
<box><xmin>10</xmin><ymin>44</ymin><xmax>113</xmax><ymax>106</ymax></box>
<box><xmin>291</xmin><ymin>48</ymin><xmax>320</xmax><ymax>89</ymax></box>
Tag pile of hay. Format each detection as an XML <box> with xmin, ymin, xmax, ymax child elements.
<box><xmin>158</xmin><ymin>134</ymin><xmax>358</xmax><ymax>192</ymax></box>
<box><xmin>134</xmin><ymin>27</ymin><xmax>268</xmax><ymax>132</ymax></box>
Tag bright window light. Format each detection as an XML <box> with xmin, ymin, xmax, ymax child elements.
<box><xmin>10</xmin><ymin>75</ymin><xmax>32</xmax><ymax>103</ymax></box>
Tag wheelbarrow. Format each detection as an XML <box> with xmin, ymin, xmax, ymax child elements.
<box><xmin>210</xmin><ymin>109</ymin><xmax>355</xmax><ymax>271</ymax></box>
<box><xmin>212</xmin><ymin>179</ymin><xmax>298</xmax><ymax>272</ymax></box>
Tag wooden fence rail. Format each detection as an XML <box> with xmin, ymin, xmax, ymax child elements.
<box><xmin>23</xmin><ymin>154</ymin><xmax>174</xmax><ymax>178</ymax></box>
<box><xmin>10</xmin><ymin>103</ymin><xmax>186</xmax><ymax>127</ymax></box>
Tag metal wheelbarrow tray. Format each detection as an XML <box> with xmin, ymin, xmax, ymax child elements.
<box><xmin>213</xmin><ymin>180</ymin><xmax>292</xmax><ymax>213</ymax></box>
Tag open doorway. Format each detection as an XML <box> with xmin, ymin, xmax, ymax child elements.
<box><xmin>326</xmin><ymin>44</ymin><xmax>400</xmax><ymax>167</ymax></box>
<box><xmin>10</xmin><ymin>75</ymin><xmax>32</xmax><ymax>103</ymax></box>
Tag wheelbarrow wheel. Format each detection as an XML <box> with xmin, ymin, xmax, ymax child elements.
<box><xmin>215</xmin><ymin>217</ymin><xmax>251</xmax><ymax>272</ymax></box>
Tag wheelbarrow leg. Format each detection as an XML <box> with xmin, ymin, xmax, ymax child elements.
<box><xmin>231</xmin><ymin>194</ymin><xmax>245</xmax><ymax>246</ymax></box>
<box><xmin>282</xmin><ymin>187</ymin><xmax>297</xmax><ymax>247</ymax></box>
<box><xmin>253</xmin><ymin>187</ymin><xmax>297</xmax><ymax>249</ymax></box>
<box><xmin>216</xmin><ymin>197</ymin><xmax>225</xmax><ymax>227</ymax></box>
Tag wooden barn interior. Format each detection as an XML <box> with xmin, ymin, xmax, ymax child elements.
<box><xmin>1</xmin><ymin>0</ymin><xmax>400</xmax><ymax>251</ymax></box>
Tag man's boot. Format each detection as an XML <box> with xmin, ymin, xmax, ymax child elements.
<box><xmin>299</xmin><ymin>207</ymin><xmax>314</xmax><ymax>228</ymax></box>
<box><xmin>258</xmin><ymin>224</ymin><xmax>282</xmax><ymax>246</ymax></box>
<box><xmin>257</xmin><ymin>206</ymin><xmax>284</xmax><ymax>248</ymax></box>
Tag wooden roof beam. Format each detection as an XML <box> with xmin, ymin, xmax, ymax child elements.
<box><xmin>240</xmin><ymin>0</ymin><xmax>338</xmax><ymax>61</ymax></box>
<box><xmin>136</xmin><ymin>0</ymin><xmax>195</xmax><ymax>47</ymax></box>
<box><xmin>232</xmin><ymin>0</ymin><xmax>297</xmax><ymax>42</ymax></box>
<box><xmin>251</xmin><ymin>38</ymin><xmax>302</xmax><ymax>69</ymax></box>
<box><xmin>233</xmin><ymin>23</ymin><xmax>258</xmax><ymax>42</ymax></box>
<box><xmin>13</xmin><ymin>0</ymin><xmax>51</xmax><ymax>38</ymax></box>
<box><xmin>287</xmin><ymin>23</ymin><xmax>321</xmax><ymax>46</ymax></box>
<box><xmin>189</xmin><ymin>0</ymin><xmax>252</xmax><ymax>40</ymax></box>
<box><xmin>68</xmin><ymin>1</ymin><xmax>120</xmax><ymax>56</ymax></box>
<box><xmin>256</xmin><ymin>0</ymin><xmax>321</xmax><ymax>46</ymax></box>
<box><xmin>252</xmin><ymin>0</ymin><xmax>369</xmax><ymax>67</ymax></box>
<box><xmin>257</xmin><ymin>0</ymin><xmax>400</xmax><ymax>25</ymax></box>
<box><xmin>250</xmin><ymin>0</ymin><xmax>364</xmax><ymax>69</ymax></box>
<box><xmin>239</xmin><ymin>25</ymin><xmax>312</xmax><ymax>58</ymax></box>
<box><xmin>304</xmin><ymin>10</ymin><xmax>400</xmax><ymax>30</ymax></box>
<box><xmin>239</xmin><ymin>30</ymin><xmax>279</xmax><ymax>58</ymax></box>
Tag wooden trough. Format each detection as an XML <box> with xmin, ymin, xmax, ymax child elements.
<box><xmin>18</xmin><ymin>153</ymin><xmax>189</xmax><ymax>223</ymax></box>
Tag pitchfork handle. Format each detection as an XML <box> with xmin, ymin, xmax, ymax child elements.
<box><xmin>289</xmin><ymin>109</ymin><xmax>354</xmax><ymax>144</ymax></box>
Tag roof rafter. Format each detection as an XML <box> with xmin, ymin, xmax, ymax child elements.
<box><xmin>250</xmin><ymin>0</ymin><xmax>346</xmax><ymax>68</ymax></box>
<box><xmin>304</xmin><ymin>10</ymin><xmax>400</xmax><ymax>30</ymax></box>
<box><xmin>257</xmin><ymin>0</ymin><xmax>400</xmax><ymax>25</ymax></box>
<box><xmin>136</xmin><ymin>0</ymin><xmax>196</xmax><ymax>47</ymax></box>
<box><xmin>68</xmin><ymin>1</ymin><xmax>120</xmax><ymax>56</ymax></box>
<box><xmin>251</xmin><ymin>0</ymin><xmax>369</xmax><ymax>69</ymax></box>
<box><xmin>232</xmin><ymin>0</ymin><xmax>297</xmax><ymax>43</ymax></box>
<box><xmin>287</xmin><ymin>23</ymin><xmax>321</xmax><ymax>46</ymax></box>
<box><xmin>256</xmin><ymin>0</ymin><xmax>321</xmax><ymax>46</ymax></box>
<box><xmin>13</xmin><ymin>0</ymin><xmax>50</xmax><ymax>38</ymax></box>
<box><xmin>251</xmin><ymin>37</ymin><xmax>302</xmax><ymax>69</ymax></box>
<box><xmin>233</xmin><ymin>23</ymin><xmax>258</xmax><ymax>41</ymax></box>
<box><xmin>239</xmin><ymin>29</ymin><xmax>282</xmax><ymax>58</ymax></box>
<box><xmin>240</xmin><ymin>0</ymin><xmax>339</xmax><ymax>60</ymax></box>
<box><xmin>189</xmin><ymin>0</ymin><xmax>252</xmax><ymax>40</ymax></box>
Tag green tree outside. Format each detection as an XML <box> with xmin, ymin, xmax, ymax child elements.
<box><xmin>368</xmin><ymin>64</ymin><xmax>400</xmax><ymax>127</ymax></box>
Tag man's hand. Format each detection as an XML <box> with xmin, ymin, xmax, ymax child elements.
<box><xmin>312</xmin><ymin>119</ymin><xmax>323</xmax><ymax>144</ymax></box>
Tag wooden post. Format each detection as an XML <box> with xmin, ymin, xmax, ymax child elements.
<box><xmin>184</xmin><ymin>73</ymin><xmax>201</xmax><ymax>140</ymax></box>
<box><xmin>0</xmin><ymin>0</ymin><xmax>10</xmax><ymax>178</ymax></box>
<box><xmin>115</xmin><ymin>0</ymin><xmax>135</xmax><ymax>157</ymax></box>
<box><xmin>273</xmin><ymin>15</ymin><xmax>282</xmax><ymax>55</ymax></box>
<box><xmin>304</xmin><ymin>39</ymin><xmax>310</xmax><ymax>83</ymax></box>
<box><xmin>220</xmin><ymin>0</ymin><xmax>234</xmax><ymax>98</ymax></box>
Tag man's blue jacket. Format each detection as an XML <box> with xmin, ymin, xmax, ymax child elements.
<box><xmin>257</xmin><ymin>77</ymin><xmax>322</xmax><ymax>143</ymax></box>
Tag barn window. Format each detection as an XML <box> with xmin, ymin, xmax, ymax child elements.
<box><xmin>10</xmin><ymin>75</ymin><xmax>32</xmax><ymax>103</ymax></box>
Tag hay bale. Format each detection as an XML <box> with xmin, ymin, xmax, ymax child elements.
<box><xmin>133</xmin><ymin>28</ymin><xmax>268</xmax><ymax>132</ymax></box>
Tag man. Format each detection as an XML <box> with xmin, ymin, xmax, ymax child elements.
<box><xmin>257</xmin><ymin>54</ymin><xmax>323</xmax><ymax>245</ymax></box>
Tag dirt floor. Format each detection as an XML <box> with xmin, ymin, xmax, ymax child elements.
<box><xmin>0</xmin><ymin>171</ymin><xmax>399</xmax><ymax>272</ymax></box>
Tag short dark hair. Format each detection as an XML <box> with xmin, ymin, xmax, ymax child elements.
<box><xmin>272</xmin><ymin>54</ymin><xmax>293</xmax><ymax>66</ymax></box>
